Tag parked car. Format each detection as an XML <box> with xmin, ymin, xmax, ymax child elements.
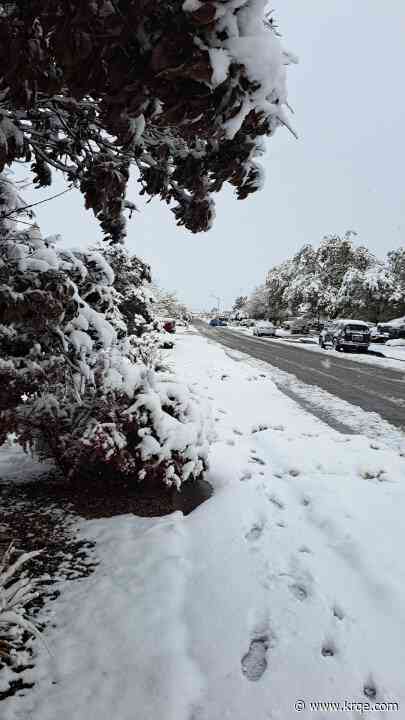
<box><xmin>318</xmin><ymin>322</ymin><xmax>335</xmax><ymax>347</ymax></box>
<box><xmin>290</xmin><ymin>318</ymin><xmax>311</xmax><ymax>334</ymax></box>
<box><xmin>282</xmin><ymin>317</ymin><xmax>311</xmax><ymax>334</ymax></box>
<box><xmin>370</xmin><ymin>325</ymin><xmax>390</xmax><ymax>343</ymax></box>
<box><xmin>239</xmin><ymin>319</ymin><xmax>255</xmax><ymax>327</ymax></box>
<box><xmin>308</xmin><ymin>320</ymin><xmax>324</xmax><ymax>333</ymax></box>
<box><xmin>320</xmin><ymin>319</ymin><xmax>371</xmax><ymax>352</ymax></box>
<box><xmin>156</xmin><ymin>317</ymin><xmax>176</xmax><ymax>333</ymax></box>
<box><xmin>377</xmin><ymin>322</ymin><xmax>405</xmax><ymax>340</ymax></box>
<box><xmin>253</xmin><ymin>321</ymin><xmax>276</xmax><ymax>337</ymax></box>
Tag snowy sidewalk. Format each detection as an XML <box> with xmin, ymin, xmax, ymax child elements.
<box><xmin>178</xmin><ymin>332</ymin><xmax>405</xmax><ymax>719</ymax></box>
<box><xmin>3</xmin><ymin>330</ymin><xmax>405</xmax><ymax>719</ymax></box>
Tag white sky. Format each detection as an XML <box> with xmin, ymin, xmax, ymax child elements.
<box><xmin>19</xmin><ymin>0</ymin><xmax>405</xmax><ymax>311</ymax></box>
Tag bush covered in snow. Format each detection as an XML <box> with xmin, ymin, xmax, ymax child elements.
<box><xmin>0</xmin><ymin>175</ymin><xmax>212</xmax><ymax>488</ymax></box>
<box><xmin>0</xmin><ymin>544</ymin><xmax>42</xmax><ymax>681</ymax></box>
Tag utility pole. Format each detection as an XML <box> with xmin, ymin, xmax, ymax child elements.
<box><xmin>210</xmin><ymin>293</ymin><xmax>221</xmax><ymax>314</ymax></box>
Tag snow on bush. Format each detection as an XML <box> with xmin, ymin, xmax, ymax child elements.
<box><xmin>0</xmin><ymin>175</ymin><xmax>212</xmax><ymax>488</ymax></box>
<box><xmin>0</xmin><ymin>544</ymin><xmax>42</xmax><ymax>685</ymax></box>
<box><xmin>0</xmin><ymin>2</ymin><xmax>296</xmax><ymax>237</ymax></box>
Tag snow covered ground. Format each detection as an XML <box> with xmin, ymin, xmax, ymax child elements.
<box><xmin>2</xmin><ymin>330</ymin><xmax>405</xmax><ymax>719</ymax></box>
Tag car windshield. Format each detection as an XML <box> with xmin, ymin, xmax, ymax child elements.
<box><xmin>345</xmin><ymin>324</ymin><xmax>368</xmax><ymax>332</ymax></box>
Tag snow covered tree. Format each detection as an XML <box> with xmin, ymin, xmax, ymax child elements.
<box><xmin>265</xmin><ymin>259</ymin><xmax>294</xmax><ymax>321</ymax></box>
<box><xmin>265</xmin><ymin>233</ymin><xmax>377</xmax><ymax>322</ymax></box>
<box><xmin>315</xmin><ymin>232</ymin><xmax>376</xmax><ymax>316</ymax></box>
<box><xmin>151</xmin><ymin>285</ymin><xmax>180</xmax><ymax>319</ymax></box>
<box><xmin>337</xmin><ymin>265</ymin><xmax>398</xmax><ymax>323</ymax></box>
<box><xmin>246</xmin><ymin>285</ymin><xmax>268</xmax><ymax>319</ymax></box>
<box><xmin>0</xmin><ymin>174</ymin><xmax>211</xmax><ymax>488</ymax></box>
<box><xmin>386</xmin><ymin>248</ymin><xmax>405</xmax><ymax>317</ymax></box>
<box><xmin>149</xmin><ymin>284</ymin><xmax>191</xmax><ymax>322</ymax></box>
<box><xmin>0</xmin><ymin>1</ymin><xmax>296</xmax><ymax>240</ymax></box>
<box><xmin>283</xmin><ymin>245</ymin><xmax>319</xmax><ymax>316</ymax></box>
<box><xmin>231</xmin><ymin>295</ymin><xmax>248</xmax><ymax>320</ymax></box>
<box><xmin>233</xmin><ymin>296</ymin><xmax>248</xmax><ymax>312</ymax></box>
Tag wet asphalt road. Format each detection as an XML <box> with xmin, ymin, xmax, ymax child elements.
<box><xmin>194</xmin><ymin>321</ymin><xmax>405</xmax><ymax>431</ymax></box>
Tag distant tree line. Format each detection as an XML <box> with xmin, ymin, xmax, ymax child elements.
<box><xmin>236</xmin><ymin>233</ymin><xmax>405</xmax><ymax>324</ymax></box>
<box><xmin>151</xmin><ymin>284</ymin><xmax>191</xmax><ymax>321</ymax></box>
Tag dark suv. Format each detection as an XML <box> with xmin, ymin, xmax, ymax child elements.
<box><xmin>320</xmin><ymin>320</ymin><xmax>370</xmax><ymax>352</ymax></box>
<box><xmin>377</xmin><ymin>323</ymin><xmax>405</xmax><ymax>340</ymax></box>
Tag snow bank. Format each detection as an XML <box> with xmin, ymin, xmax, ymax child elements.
<box><xmin>2</xmin><ymin>514</ymin><xmax>203</xmax><ymax>720</ymax></box>
<box><xmin>386</xmin><ymin>338</ymin><xmax>405</xmax><ymax>347</ymax></box>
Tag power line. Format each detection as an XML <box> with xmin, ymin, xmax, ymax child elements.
<box><xmin>1</xmin><ymin>185</ymin><xmax>74</xmax><ymax>220</ymax></box>
<box><xmin>1</xmin><ymin>215</ymin><xmax>37</xmax><ymax>227</ymax></box>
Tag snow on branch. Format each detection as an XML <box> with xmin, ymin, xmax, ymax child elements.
<box><xmin>0</xmin><ymin>1</ymin><xmax>296</xmax><ymax>239</ymax></box>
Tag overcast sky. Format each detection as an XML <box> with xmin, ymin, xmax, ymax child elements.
<box><xmin>20</xmin><ymin>0</ymin><xmax>405</xmax><ymax>311</ymax></box>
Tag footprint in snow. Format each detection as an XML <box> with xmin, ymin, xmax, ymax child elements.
<box><xmin>233</xmin><ymin>428</ymin><xmax>243</xmax><ymax>436</ymax></box>
<box><xmin>332</xmin><ymin>604</ymin><xmax>345</xmax><ymax>621</ymax></box>
<box><xmin>268</xmin><ymin>494</ymin><xmax>285</xmax><ymax>510</ymax></box>
<box><xmin>321</xmin><ymin>638</ymin><xmax>337</xmax><ymax>658</ymax></box>
<box><xmin>217</xmin><ymin>408</ymin><xmax>228</xmax><ymax>415</ymax></box>
<box><xmin>363</xmin><ymin>676</ymin><xmax>377</xmax><ymax>699</ymax></box>
<box><xmin>249</xmin><ymin>455</ymin><xmax>267</xmax><ymax>466</ymax></box>
<box><xmin>360</xmin><ymin>468</ymin><xmax>388</xmax><ymax>482</ymax></box>
<box><xmin>298</xmin><ymin>545</ymin><xmax>312</xmax><ymax>554</ymax></box>
<box><xmin>226</xmin><ymin>439</ymin><xmax>235</xmax><ymax>446</ymax></box>
<box><xmin>289</xmin><ymin>468</ymin><xmax>300</xmax><ymax>477</ymax></box>
<box><xmin>240</xmin><ymin>471</ymin><xmax>252</xmax><ymax>482</ymax></box>
<box><xmin>289</xmin><ymin>582</ymin><xmax>309</xmax><ymax>601</ymax></box>
<box><xmin>245</xmin><ymin>522</ymin><xmax>264</xmax><ymax>542</ymax></box>
<box><xmin>301</xmin><ymin>496</ymin><xmax>311</xmax><ymax>507</ymax></box>
<box><xmin>241</xmin><ymin>636</ymin><xmax>270</xmax><ymax>681</ymax></box>
<box><xmin>251</xmin><ymin>424</ymin><xmax>269</xmax><ymax>434</ymax></box>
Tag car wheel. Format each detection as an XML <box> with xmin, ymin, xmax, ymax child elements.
<box><xmin>333</xmin><ymin>340</ymin><xmax>342</xmax><ymax>352</ymax></box>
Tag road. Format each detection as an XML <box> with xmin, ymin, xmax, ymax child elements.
<box><xmin>194</xmin><ymin>321</ymin><xmax>405</xmax><ymax>431</ymax></box>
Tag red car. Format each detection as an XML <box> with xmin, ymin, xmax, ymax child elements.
<box><xmin>162</xmin><ymin>319</ymin><xmax>176</xmax><ymax>334</ymax></box>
